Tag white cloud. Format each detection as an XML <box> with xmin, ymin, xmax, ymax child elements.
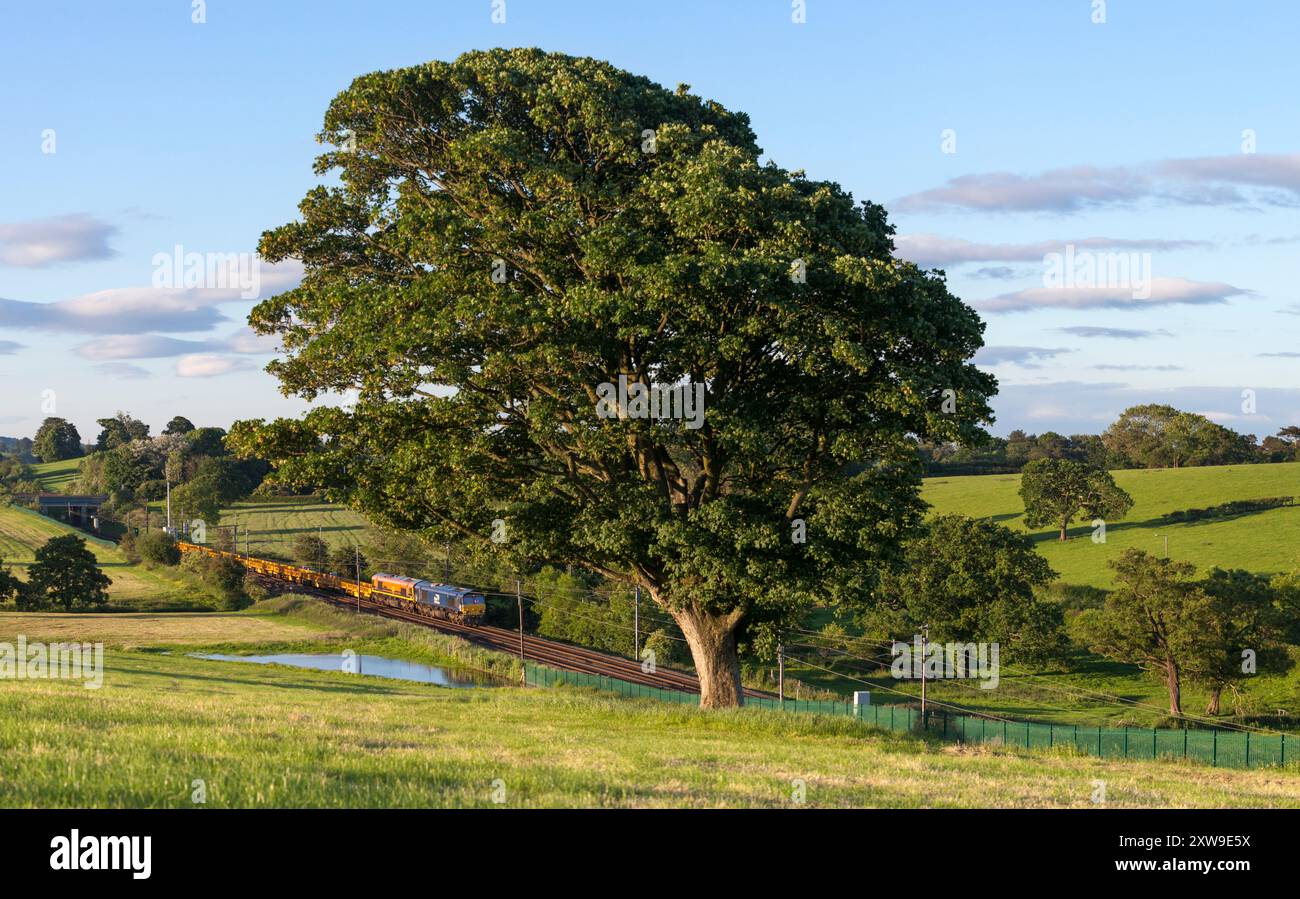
<box><xmin>1057</xmin><ymin>326</ymin><xmax>1173</xmax><ymax>340</ymax></box>
<box><xmin>895</xmin><ymin>234</ymin><xmax>1210</xmax><ymax>269</ymax></box>
<box><xmin>973</xmin><ymin>346</ymin><xmax>1072</xmax><ymax>366</ymax></box>
<box><xmin>94</xmin><ymin>362</ymin><xmax>152</xmax><ymax>380</ymax></box>
<box><xmin>0</xmin><ymin>259</ymin><xmax>302</xmax><ymax>335</ymax></box>
<box><xmin>0</xmin><ymin>214</ymin><xmax>117</xmax><ymax>267</ymax></box>
<box><xmin>175</xmin><ymin>354</ymin><xmax>256</xmax><ymax>378</ymax></box>
<box><xmin>893</xmin><ymin>153</ymin><xmax>1300</xmax><ymax>214</ymax></box>
<box><xmin>75</xmin><ymin>327</ymin><xmax>280</xmax><ymax>361</ymax></box>
<box><xmin>975</xmin><ymin>278</ymin><xmax>1249</xmax><ymax>314</ymax></box>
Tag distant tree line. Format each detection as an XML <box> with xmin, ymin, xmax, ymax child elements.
<box><xmin>73</xmin><ymin>412</ymin><xmax>269</xmax><ymax>524</ymax></box>
<box><xmin>918</xmin><ymin>404</ymin><xmax>1299</xmax><ymax>475</ymax></box>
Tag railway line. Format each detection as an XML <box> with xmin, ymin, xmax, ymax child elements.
<box><xmin>248</xmin><ymin>572</ymin><xmax>772</xmax><ymax>699</ymax></box>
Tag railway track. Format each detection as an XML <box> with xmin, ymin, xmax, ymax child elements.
<box><xmin>257</xmin><ymin>574</ymin><xmax>771</xmax><ymax>700</ymax></box>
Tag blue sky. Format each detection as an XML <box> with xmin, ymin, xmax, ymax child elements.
<box><xmin>1</xmin><ymin>0</ymin><xmax>1296</xmax><ymax>442</ymax></box>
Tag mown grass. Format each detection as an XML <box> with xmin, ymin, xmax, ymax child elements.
<box><xmin>2</xmin><ymin>645</ymin><xmax>1299</xmax><ymax>808</ymax></box>
<box><xmin>0</xmin><ymin>504</ymin><xmax>202</xmax><ymax>609</ymax></box>
<box><xmin>921</xmin><ymin>461</ymin><xmax>1300</xmax><ymax>590</ymax></box>
<box><xmin>0</xmin><ymin>609</ymin><xmax>321</xmax><ymax>648</ymax></box>
<box><xmin>210</xmin><ymin>498</ymin><xmax>372</xmax><ymax>559</ymax></box>
<box><xmin>29</xmin><ymin>457</ymin><xmax>82</xmax><ymax>492</ymax></box>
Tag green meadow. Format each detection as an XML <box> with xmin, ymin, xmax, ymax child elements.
<box><xmin>922</xmin><ymin>461</ymin><xmax>1300</xmax><ymax>590</ymax></box>
<box><xmin>1</xmin><ymin>631</ymin><xmax>1296</xmax><ymax>808</ymax></box>
<box><xmin>0</xmin><ymin>504</ymin><xmax>200</xmax><ymax>609</ymax></box>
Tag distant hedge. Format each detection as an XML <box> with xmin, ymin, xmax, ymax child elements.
<box><xmin>1161</xmin><ymin>495</ymin><xmax>1295</xmax><ymax>524</ymax></box>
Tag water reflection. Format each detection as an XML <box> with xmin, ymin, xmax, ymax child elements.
<box><xmin>191</xmin><ymin>652</ymin><xmax>495</xmax><ymax>687</ymax></box>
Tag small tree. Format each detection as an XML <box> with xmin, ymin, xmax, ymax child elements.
<box><xmin>1188</xmin><ymin>568</ymin><xmax>1293</xmax><ymax>715</ymax></box>
<box><xmin>163</xmin><ymin>416</ymin><xmax>196</xmax><ymax>436</ymax></box>
<box><xmin>868</xmin><ymin>514</ymin><xmax>1064</xmax><ymax>663</ymax></box>
<box><xmin>136</xmin><ymin>531</ymin><xmax>181</xmax><ymax>567</ymax></box>
<box><xmin>292</xmin><ymin>534</ymin><xmax>329</xmax><ymax>570</ymax></box>
<box><xmin>0</xmin><ymin>559</ymin><xmax>22</xmax><ymax>606</ymax></box>
<box><xmin>328</xmin><ymin>545</ymin><xmax>369</xmax><ymax>579</ymax></box>
<box><xmin>1019</xmin><ymin>458</ymin><xmax>1133</xmax><ymax>541</ymax></box>
<box><xmin>1075</xmin><ymin>549</ymin><xmax>1211</xmax><ymax>717</ymax></box>
<box><xmin>26</xmin><ymin>534</ymin><xmax>112</xmax><ymax>612</ymax></box>
<box><xmin>32</xmin><ymin>417</ymin><xmax>84</xmax><ymax>463</ymax></box>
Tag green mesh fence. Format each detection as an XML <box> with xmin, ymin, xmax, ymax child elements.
<box><xmin>524</xmin><ymin>662</ymin><xmax>1294</xmax><ymax>771</ymax></box>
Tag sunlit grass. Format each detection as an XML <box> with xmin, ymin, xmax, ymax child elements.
<box><xmin>2</xmin><ymin>647</ymin><xmax>1297</xmax><ymax>808</ymax></box>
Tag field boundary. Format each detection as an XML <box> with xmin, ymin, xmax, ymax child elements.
<box><xmin>526</xmin><ymin>663</ymin><xmax>1296</xmax><ymax>771</ymax></box>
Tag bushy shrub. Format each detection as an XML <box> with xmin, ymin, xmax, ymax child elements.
<box><xmin>180</xmin><ymin>552</ymin><xmax>251</xmax><ymax>610</ymax></box>
<box><xmin>243</xmin><ymin>573</ymin><xmax>271</xmax><ymax>603</ymax></box>
<box><xmin>118</xmin><ymin>530</ymin><xmax>139</xmax><ymax>563</ymax></box>
<box><xmin>136</xmin><ymin>531</ymin><xmax>180</xmax><ymax>567</ymax></box>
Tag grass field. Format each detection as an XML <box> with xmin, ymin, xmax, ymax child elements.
<box><xmin>213</xmin><ymin>498</ymin><xmax>372</xmax><ymax>559</ymax></box>
<box><xmin>922</xmin><ymin>461</ymin><xmax>1300</xmax><ymax>590</ymax></box>
<box><xmin>0</xmin><ymin>504</ymin><xmax>201</xmax><ymax>609</ymax></box>
<box><xmin>0</xmin><ymin>610</ymin><xmax>321</xmax><ymax>647</ymax></box>
<box><xmin>2</xmin><ymin>635</ymin><xmax>1297</xmax><ymax>807</ymax></box>
<box><xmin>29</xmin><ymin>457</ymin><xmax>82</xmax><ymax>492</ymax></box>
<box><xmin>789</xmin><ymin>462</ymin><xmax>1300</xmax><ymax>727</ymax></box>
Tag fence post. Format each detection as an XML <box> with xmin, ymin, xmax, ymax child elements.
<box><xmin>1123</xmin><ymin>726</ymin><xmax>1128</xmax><ymax>758</ymax></box>
<box><xmin>1245</xmin><ymin>730</ymin><xmax>1250</xmax><ymax>767</ymax></box>
<box><xmin>1024</xmin><ymin>723</ymin><xmax>1029</xmax><ymax>749</ymax></box>
<box><xmin>1183</xmin><ymin>726</ymin><xmax>1188</xmax><ymax>759</ymax></box>
<box><xmin>1212</xmin><ymin>729</ymin><xmax>1218</xmax><ymax>767</ymax></box>
<box><xmin>1152</xmin><ymin>728</ymin><xmax>1157</xmax><ymax>758</ymax></box>
<box><xmin>1003</xmin><ymin>720</ymin><xmax>1008</xmax><ymax>745</ymax></box>
<box><xmin>1097</xmin><ymin>726</ymin><xmax>1102</xmax><ymax>757</ymax></box>
<box><xmin>1049</xmin><ymin>724</ymin><xmax>1054</xmax><ymax>748</ymax></box>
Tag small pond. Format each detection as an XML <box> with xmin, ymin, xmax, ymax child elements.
<box><xmin>191</xmin><ymin>652</ymin><xmax>497</xmax><ymax>688</ymax></box>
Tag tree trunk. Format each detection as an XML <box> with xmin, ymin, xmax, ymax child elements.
<box><xmin>1164</xmin><ymin>657</ymin><xmax>1182</xmax><ymax>717</ymax></box>
<box><xmin>1059</xmin><ymin>518</ymin><xmax>1068</xmax><ymax>541</ymax></box>
<box><xmin>674</xmin><ymin>605</ymin><xmax>744</xmax><ymax>709</ymax></box>
<box><xmin>1206</xmin><ymin>685</ymin><xmax>1222</xmax><ymax>716</ymax></box>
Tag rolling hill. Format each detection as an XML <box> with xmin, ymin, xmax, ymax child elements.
<box><xmin>922</xmin><ymin>461</ymin><xmax>1300</xmax><ymax>590</ymax></box>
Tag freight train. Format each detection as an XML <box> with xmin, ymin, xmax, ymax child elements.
<box><xmin>178</xmin><ymin>542</ymin><xmax>487</xmax><ymax>624</ymax></box>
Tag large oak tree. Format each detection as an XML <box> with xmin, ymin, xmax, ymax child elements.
<box><xmin>229</xmin><ymin>49</ymin><xmax>994</xmax><ymax>707</ymax></box>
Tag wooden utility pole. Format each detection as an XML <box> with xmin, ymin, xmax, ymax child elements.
<box><xmin>516</xmin><ymin>579</ymin><xmax>525</xmax><ymax>684</ymax></box>
<box><xmin>633</xmin><ymin>584</ymin><xmax>640</xmax><ymax>659</ymax></box>
<box><xmin>355</xmin><ymin>546</ymin><xmax>362</xmax><ymax>614</ymax></box>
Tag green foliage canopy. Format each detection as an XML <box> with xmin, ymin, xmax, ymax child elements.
<box><xmin>229</xmin><ymin>49</ymin><xmax>995</xmax><ymax>706</ymax></box>
<box><xmin>1019</xmin><ymin>457</ymin><xmax>1133</xmax><ymax>541</ymax></box>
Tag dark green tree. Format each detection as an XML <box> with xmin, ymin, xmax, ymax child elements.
<box><xmin>32</xmin><ymin>417</ymin><xmax>84</xmax><ymax>463</ymax></box>
<box><xmin>1188</xmin><ymin>568</ymin><xmax>1293</xmax><ymax>715</ymax></box>
<box><xmin>228</xmin><ymin>49</ymin><xmax>995</xmax><ymax>707</ymax></box>
<box><xmin>1019</xmin><ymin>457</ymin><xmax>1133</xmax><ymax>541</ymax></box>
<box><xmin>94</xmin><ymin>412</ymin><xmax>150</xmax><ymax>451</ymax></box>
<box><xmin>26</xmin><ymin>534</ymin><xmax>112</xmax><ymax>611</ymax></box>
<box><xmin>163</xmin><ymin>416</ymin><xmax>196</xmax><ymax>436</ymax></box>
<box><xmin>0</xmin><ymin>558</ymin><xmax>23</xmax><ymax>606</ymax></box>
<box><xmin>327</xmin><ymin>544</ymin><xmax>369</xmax><ymax>580</ymax></box>
<box><xmin>1075</xmin><ymin>549</ymin><xmax>1212</xmax><ymax>717</ymax></box>
<box><xmin>291</xmin><ymin>534</ymin><xmax>329</xmax><ymax>570</ymax></box>
<box><xmin>867</xmin><ymin>515</ymin><xmax>1063</xmax><ymax>663</ymax></box>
